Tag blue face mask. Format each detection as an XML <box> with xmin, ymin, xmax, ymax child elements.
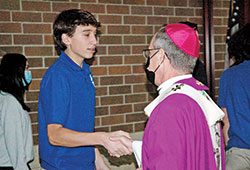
<box><xmin>22</xmin><ymin>70</ymin><xmax>32</xmax><ymax>86</ymax></box>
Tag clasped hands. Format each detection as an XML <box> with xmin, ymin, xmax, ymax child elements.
<box><xmin>103</xmin><ymin>130</ymin><xmax>133</xmax><ymax>158</ymax></box>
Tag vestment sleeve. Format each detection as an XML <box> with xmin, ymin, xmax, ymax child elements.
<box><xmin>2</xmin><ymin>97</ymin><xmax>30</xmax><ymax>170</ymax></box>
<box><xmin>39</xmin><ymin>73</ymin><xmax>70</xmax><ymax>125</ymax></box>
<box><xmin>144</xmin><ymin>95</ymin><xmax>192</xmax><ymax>169</ymax></box>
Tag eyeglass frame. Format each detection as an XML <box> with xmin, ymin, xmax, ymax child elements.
<box><xmin>142</xmin><ymin>48</ymin><xmax>169</xmax><ymax>73</ymax></box>
<box><xmin>142</xmin><ymin>48</ymin><xmax>160</xmax><ymax>60</ymax></box>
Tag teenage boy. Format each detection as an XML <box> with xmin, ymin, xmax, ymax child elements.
<box><xmin>38</xmin><ymin>9</ymin><xmax>132</xmax><ymax>170</ymax></box>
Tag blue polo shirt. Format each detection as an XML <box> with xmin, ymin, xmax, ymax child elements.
<box><xmin>217</xmin><ymin>60</ymin><xmax>250</xmax><ymax>150</ymax></box>
<box><xmin>38</xmin><ymin>51</ymin><xmax>96</xmax><ymax>170</ymax></box>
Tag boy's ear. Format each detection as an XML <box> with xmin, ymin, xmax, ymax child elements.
<box><xmin>61</xmin><ymin>33</ymin><xmax>71</xmax><ymax>45</ymax></box>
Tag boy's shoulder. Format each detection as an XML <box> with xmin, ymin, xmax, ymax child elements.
<box><xmin>41</xmin><ymin>58</ymin><xmax>69</xmax><ymax>85</ymax></box>
<box><xmin>45</xmin><ymin>57</ymin><xmax>67</xmax><ymax>74</ymax></box>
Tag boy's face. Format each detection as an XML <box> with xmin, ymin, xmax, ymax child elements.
<box><xmin>64</xmin><ymin>24</ymin><xmax>98</xmax><ymax>62</ymax></box>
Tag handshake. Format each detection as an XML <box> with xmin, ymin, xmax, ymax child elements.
<box><xmin>101</xmin><ymin>130</ymin><xmax>134</xmax><ymax>158</ymax></box>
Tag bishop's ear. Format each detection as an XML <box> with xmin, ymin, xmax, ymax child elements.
<box><xmin>160</xmin><ymin>48</ymin><xmax>171</xmax><ymax>64</ymax></box>
<box><xmin>159</xmin><ymin>48</ymin><xmax>166</xmax><ymax>60</ymax></box>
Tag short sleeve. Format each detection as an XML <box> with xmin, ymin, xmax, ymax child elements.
<box><xmin>39</xmin><ymin>72</ymin><xmax>70</xmax><ymax>125</ymax></box>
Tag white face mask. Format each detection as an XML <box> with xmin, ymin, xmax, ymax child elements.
<box><xmin>22</xmin><ymin>70</ymin><xmax>32</xmax><ymax>86</ymax></box>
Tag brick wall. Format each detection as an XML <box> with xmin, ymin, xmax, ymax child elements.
<box><xmin>0</xmin><ymin>0</ymin><xmax>229</xmax><ymax>145</ymax></box>
<box><xmin>213</xmin><ymin>0</ymin><xmax>230</xmax><ymax>97</ymax></box>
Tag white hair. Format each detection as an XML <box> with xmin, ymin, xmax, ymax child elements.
<box><xmin>153</xmin><ymin>26</ymin><xmax>197</xmax><ymax>73</ymax></box>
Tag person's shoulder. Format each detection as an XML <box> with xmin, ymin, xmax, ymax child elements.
<box><xmin>0</xmin><ymin>92</ymin><xmax>22</xmax><ymax>112</ymax></box>
<box><xmin>151</xmin><ymin>93</ymin><xmax>201</xmax><ymax>127</ymax></box>
<box><xmin>158</xmin><ymin>93</ymin><xmax>200</xmax><ymax>114</ymax></box>
<box><xmin>166</xmin><ymin>93</ymin><xmax>197</xmax><ymax>104</ymax></box>
<box><xmin>40</xmin><ymin>60</ymin><xmax>70</xmax><ymax>89</ymax></box>
<box><xmin>46</xmin><ymin>58</ymin><xmax>64</xmax><ymax>73</ymax></box>
<box><xmin>221</xmin><ymin>64</ymin><xmax>242</xmax><ymax>79</ymax></box>
<box><xmin>43</xmin><ymin>58</ymin><xmax>68</xmax><ymax>80</ymax></box>
<box><xmin>220</xmin><ymin>66</ymin><xmax>234</xmax><ymax>78</ymax></box>
<box><xmin>0</xmin><ymin>92</ymin><xmax>19</xmax><ymax>105</ymax></box>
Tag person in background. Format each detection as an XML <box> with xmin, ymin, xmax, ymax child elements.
<box><xmin>0</xmin><ymin>53</ymin><xmax>33</xmax><ymax>170</ymax></box>
<box><xmin>140</xmin><ymin>23</ymin><xmax>225</xmax><ymax>170</ymax></box>
<box><xmin>38</xmin><ymin>9</ymin><xmax>132</xmax><ymax>170</ymax></box>
<box><xmin>217</xmin><ymin>23</ymin><xmax>250</xmax><ymax>170</ymax></box>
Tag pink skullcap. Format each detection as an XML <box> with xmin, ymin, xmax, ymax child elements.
<box><xmin>165</xmin><ymin>23</ymin><xmax>200</xmax><ymax>58</ymax></box>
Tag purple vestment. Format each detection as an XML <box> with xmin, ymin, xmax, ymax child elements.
<box><xmin>142</xmin><ymin>77</ymin><xmax>225</xmax><ymax>170</ymax></box>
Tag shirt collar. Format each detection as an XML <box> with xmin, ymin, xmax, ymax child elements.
<box><xmin>242</xmin><ymin>60</ymin><xmax>250</xmax><ymax>65</ymax></box>
<box><xmin>59</xmin><ymin>51</ymin><xmax>90</xmax><ymax>73</ymax></box>
<box><xmin>157</xmin><ymin>74</ymin><xmax>192</xmax><ymax>95</ymax></box>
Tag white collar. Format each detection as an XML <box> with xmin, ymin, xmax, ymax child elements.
<box><xmin>144</xmin><ymin>74</ymin><xmax>192</xmax><ymax>117</ymax></box>
<box><xmin>157</xmin><ymin>74</ymin><xmax>192</xmax><ymax>95</ymax></box>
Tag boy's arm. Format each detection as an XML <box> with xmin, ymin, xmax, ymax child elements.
<box><xmin>47</xmin><ymin>124</ymin><xmax>132</xmax><ymax>157</ymax></box>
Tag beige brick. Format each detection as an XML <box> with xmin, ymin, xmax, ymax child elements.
<box><xmin>124</xmin><ymin>0</ymin><xmax>145</xmax><ymax>5</ymax></box>
<box><xmin>109</xmin><ymin>66</ymin><xmax>131</xmax><ymax>75</ymax></box>
<box><xmin>110</xmin><ymin>104</ymin><xmax>132</xmax><ymax>115</ymax></box>
<box><xmin>102</xmin><ymin>115</ymin><xmax>124</xmax><ymax>125</ymax></box>
<box><xmin>100</xmin><ymin>76</ymin><xmax>123</xmax><ymax>85</ymax></box>
<box><xmin>124</xmin><ymin>16</ymin><xmax>145</xmax><ymax>25</ymax></box>
<box><xmin>80</xmin><ymin>4</ymin><xmax>105</xmax><ymax>14</ymax></box>
<box><xmin>100</xmin><ymin>56</ymin><xmax>123</xmax><ymax>65</ymax></box>
<box><xmin>0</xmin><ymin>23</ymin><xmax>21</xmax><ymax>33</ymax></box>
<box><xmin>111</xmin><ymin>124</ymin><xmax>133</xmax><ymax>132</ymax></box>
<box><xmin>25</xmin><ymin>47</ymin><xmax>53</xmax><ymax>56</ymax></box>
<box><xmin>126</xmin><ymin>113</ymin><xmax>147</xmax><ymax>122</ymax></box>
<box><xmin>0</xmin><ymin>11</ymin><xmax>10</xmax><ymax>21</ymax></box>
<box><xmin>22</xmin><ymin>1</ymin><xmax>51</xmax><ymax>11</ymax></box>
<box><xmin>0</xmin><ymin>0</ymin><xmax>19</xmax><ymax>10</ymax></box>
<box><xmin>30</xmin><ymin>68</ymin><xmax>46</xmax><ymax>79</ymax></box>
<box><xmin>109</xmin><ymin>85</ymin><xmax>131</xmax><ymax>95</ymax></box>
<box><xmin>132</xmin><ymin>6</ymin><xmax>152</xmax><ymax>15</ymax></box>
<box><xmin>101</xmin><ymin>96</ymin><xmax>123</xmax><ymax>105</ymax></box>
<box><xmin>14</xmin><ymin>35</ymin><xmax>43</xmax><ymax>45</ymax></box>
<box><xmin>96</xmin><ymin>106</ymin><xmax>109</xmax><ymax>116</ymax></box>
<box><xmin>147</xmin><ymin>0</ymin><xmax>167</xmax><ymax>6</ymax></box>
<box><xmin>12</xmin><ymin>12</ymin><xmax>41</xmax><ymax>22</ymax></box>
<box><xmin>52</xmin><ymin>3</ymin><xmax>78</xmax><ymax>12</ymax></box>
<box><xmin>125</xmin><ymin>94</ymin><xmax>146</xmax><ymax>103</ymax></box>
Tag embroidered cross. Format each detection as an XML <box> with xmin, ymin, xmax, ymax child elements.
<box><xmin>171</xmin><ymin>83</ymin><xmax>184</xmax><ymax>91</ymax></box>
<box><xmin>196</xmin><ymin>80</ymin><xmax>204</xmax><ymax>86</ymax></box>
